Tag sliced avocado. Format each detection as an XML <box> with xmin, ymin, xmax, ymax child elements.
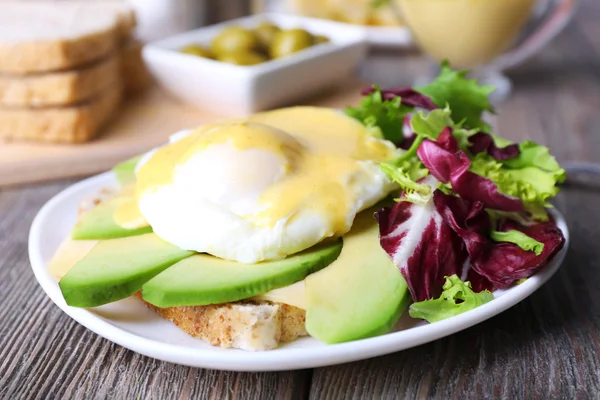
<box><xmin>59</xmin><ymin>233</ymin><xmax>194</xmax><ymax>307</ymax></box>
<box><xmin>305</xmin><ymin>209</ymin><xmax>410</xmax><ymax>344</ymax></box>
<box><xmin>112</xmin><ymin>155</ymin><xmax>142</xmax><ymax>186</ymax></box>
<box><xmin>71</xmin><ymin>192</ymin><xmax>151</xmax><ymax>240</ymax></box>
<box><xmin>141</xmin><ymin>239</ymin><xmax>343</xmax><ymax>308</ymax></box>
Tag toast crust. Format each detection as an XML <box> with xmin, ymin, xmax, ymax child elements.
<box><xmin>0</xmin><ymin>56</ymin><xmax>120</xmax><ymax>107</ymax></box>
<box><xmin>0</xmin><ymin>82</ymin><xmax>122</xmax><ymax>143</ymax></box>
<box><xmin>0</xmin><ymin>1</ymin><xmax>136</xmax><ymax>73</ymax></box>
<box><xmin>0</xmin><ymin>26</ymin><xmax>118</xmax><ymax>75</ymax></box>
<box><xmin>136</xmin><ymin>293</ymin><xmax>308</xmax><ymax>351</ymax></box>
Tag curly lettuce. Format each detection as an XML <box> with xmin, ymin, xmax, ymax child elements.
<box><xmin>415</xmin><ymin>61</ymin><xmax>495</xmax><ymax>131</ymax></box>
<box><xmin>469</xmin><ymin>153</ymin><xmax>563</xmax><ymax>220</ymax></box>
<box><xmin>409</xmin><ymin>275</ymin><xmax>494</xmax><ymax>323</ymax></box>
<box><xmin>345</xmin><ymin>85</ymin><xmax>411</xmax><ymax>144</ymax></box>
<box><xmin>490</xmin><ymin>230</ymin><xmax>544</xmax><ymax>256</ymax></box>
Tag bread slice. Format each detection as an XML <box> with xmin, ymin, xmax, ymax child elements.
<box><xmin>120</xmin><ymin>40</ymin><xmax>152</xmax><ymax>95</ymax></box>
<box><xmin>0</xmin><ymin>56</ymin><xmax>120</xmax><ymax>107</ymax></box>
<box><xmin>0</xmin><ymin>83</ymin><xmax>122</xmax><ymax>143</ymax></box>
<box><xmin>136</xmin><ymin>293</ymin><xmax>308</xmax><ymax>351</ymax></box>
<box><xmin>100</xmin><ymin>1</ymin><xmax>137</xmax><ymax>42</ymax></box>
<box><xmin>80</xmin><ymin>1</ymin><xmax>137</xmax><ymax>42</ymax></box>
<box><xmin>0</xmin><ymin>1</ymin><xmax>135</xmax><ymax>73</ymax></box>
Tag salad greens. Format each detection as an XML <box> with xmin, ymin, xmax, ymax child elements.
<box><xmin>409</xmin><ymin>275</ymin><xmax>494</xmax><ymax>323</ymax></box>
<box><xmin>490</xmin><ymin>230</ymin><xmax>544</xmax><ymax>256</ymax></box>
<box><xmin>351</xmin><ymin>62</ymin><xmax>566</xmax><ymax>323</ymax></box>
<box><xmin>415</xmin><ymin>61</ymin><xmax>495</xmax><ymax>131</ymax></box>
<box><xmin>469</xmin><ymin>153</ymin><xmax>563</xmax><ymax>221</ymax></box>
<box><xmin>379</xmin><ymin>162</ymin><xmax>430</xmax><ymax>205</ymax></box>
<box><xmin>344</xmin><ymin>86</ymin><xmax>410</xmax><ymax>144</ymax></box>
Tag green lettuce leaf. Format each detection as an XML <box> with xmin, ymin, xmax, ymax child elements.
<box><xmin>490</xmin><ymin>133</ymin><xmax>514</xmax><ymax>148</ymax></box>
<box><xmin>469</xmin><ymin>153</ymin><xmax>561</xmax><ymax>220</ymax></box>
<box><xmin>409</xmin><ymin>275</ymin><xmax>494</xmax><ymax>323</ymax></box>
<box><xmin>410</xmin><ymin>107</ymin><xmax>454</xmax><ymax>139</ymax></box>
<box><xmin>380</xmin><ymin>161</ymin><xmax>430</xmax><ymax>205</ymax></box>
<box><xmin>416</xmin><ymin>61</ymin><xmax>495</xmax><ymax>131</ymax></box>
<box><xmin>410</xmin><ymin>107</ymin><xmax>477</xmax><ymax>150</ymax></box>
<box><xmin>490</xmin><ymin>229</ymin><xmax>545</xmax><ymax>255</ymax></box>
<box><xmin>503</xmin><ymin>141</ymin><xmax>566</xmax><ymax>183</ymax></box>
<box><xmin>345</xmin><ymin>85</ymin><xmax>411</xmax><ymax>144</ymax></box>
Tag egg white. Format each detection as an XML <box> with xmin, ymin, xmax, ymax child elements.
<box><xmin>137</xmin><ymin>139</ymin><xmax>396</xmax><ymax>264</ymax></box>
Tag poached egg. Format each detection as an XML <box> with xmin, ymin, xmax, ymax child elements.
<box><xmin>128</xmin><ymin>106</ymin><xmax>399</xmax><ymax>263</ymax></box>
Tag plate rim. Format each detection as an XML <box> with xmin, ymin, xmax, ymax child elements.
<box><xmin>28</xmin><ymin>172</ymin><xmax>570</xmax><ymax>372</ymax></box>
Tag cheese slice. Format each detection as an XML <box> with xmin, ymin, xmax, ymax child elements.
<box><xmin>49</xmin><ymin>237</ymin><xmax>98</xmax><ymax>279</ymax></box>
<box><xmin>253</xmin><ymin>280</ymin><xmax>307</xmax><ymax>310</ymax></box>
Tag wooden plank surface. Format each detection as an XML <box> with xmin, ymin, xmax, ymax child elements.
<box><xmin>1</xmin><ymin>1</ymin><xmax>600</xmax><ymax>399</ymax></box>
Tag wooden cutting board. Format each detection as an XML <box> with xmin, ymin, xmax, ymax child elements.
<box><xmin>0</xmin><ymin>82</ymin><xmax>365</xmax><ymax>187</ymax></box>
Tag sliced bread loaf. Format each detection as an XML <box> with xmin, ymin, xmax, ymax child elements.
<box><xmin>0</xmin><ymin>83</ymin><xmax>122</xmax><ymax>143</ymax></box>
<box><xmin>0</xmin><ymin>56</ymin><xmax>120</xmax><ymax>107</ymax></box>
<box><xmin>0</xmin><ymin>1</ymin><xmax>135</xmax><ymax>73</ymax></box>
<box><xmin>120</xmin><ymin>39</ymin><xmax>152</xmax><ymax>95</ymax></box>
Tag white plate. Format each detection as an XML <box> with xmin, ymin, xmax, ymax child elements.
<box><xmin>29</xmin><ymin>172</ymin><xmax>569</xmax><ymax>372</ymax></box>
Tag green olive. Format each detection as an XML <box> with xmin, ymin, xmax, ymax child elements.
<box><xmin>216</xmin><ymin>51</ymin><xmax>268</xmax><ymax>66</ymax></box>
<box><xmin>269</xmin><ymin>29</ymin><xmax>314</xmax><ymax>59</ymax></box>
<box><xmin>211</xmin><ymin>26</ymin><xmax>259</xmax><ymax>55</ymax></box>
<box><xmin>254</xmin><ymin>22</ymin><xmax>281</xmax><ymax>49</ymax></box>
<box><xmin>180</xmin><ymin>44</ymin><xmax>213</xmax><ymax>58</ymax></box>
<box><xmin>313</xmin><ymin>35</ymin><xmax>330</xmax><ymax>44</ymax></box>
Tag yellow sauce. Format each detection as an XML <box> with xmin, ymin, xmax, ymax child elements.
<box><xmin>247</xmin><ymin>107</ymin><xmax>397</xmax><ymax>230</ymax></box>
<box><xmin>135</xmin><ymin>106</ymin><xmax>398</xmax><ymax>236</ymax></box>
<box><xmin>112</xmin><ymin>185</ymin><xmax>147</xmax><ymax>229</ymax></box>
<box><xmin>399</xmin><ymin>0</ymin><xmax>537</xmax><ymax>68</ymax></box>
<box><xmin>248</xmin><ymin>107</ymin><xmax>396</xmax><ymax>161</ymax></box>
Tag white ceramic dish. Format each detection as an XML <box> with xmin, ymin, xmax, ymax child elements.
<box><xmin>143</xmin><ymin>13</ymin><xmax>368</xmax><ymax>116</ymax></box>
<box><xmin>29</xmin><ymin>172</ymin><xmax>569</xmax><ymax>371</ymax></box>
<box><xmin>362</xmin><ymin>25</ymin><xmax>412</xmax><ymax>47</ymax></box>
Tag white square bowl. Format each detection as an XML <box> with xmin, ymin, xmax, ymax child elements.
<box><xmin>142</xmin><ymin>13</ymin><xmax>368</xmax><ymax>116</ymax></box>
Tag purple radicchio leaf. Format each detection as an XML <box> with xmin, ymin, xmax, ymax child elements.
<box><xmin>433</xmin><ymin>191</ymin><xmax>566</xmax><ymax>289</ymax></box>
<box><xmin>468</xmin><ymin>131</ymin><xmax>520</xmax><ymax>160</ymax></box>
<box><xmin>361</xmin><ymin>86</ymin><xmax>438</xmax><ymax>110</ymax></box>
<box><xmin>400</xmin><ymin>114</ymin><xmax>417</xmax><ymax>150</ymax></box>
<box><xmin>417</xmin><ymin>127</ymin><xmax>524</xmax><ymax>212</ymax></box>
<box><xmin>376</xmin><ymin>177</ymin><xmax>467</xmax><ymax>301</ymax></box>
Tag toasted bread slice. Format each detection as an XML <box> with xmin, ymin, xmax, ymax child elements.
<box><xmin>136</xmin><ymin>294</ymin><xmax>308</xmax><ymax>351</ymax></box>
<box><xmin>0</xmin><ymin>1</ymin><xmax>135</xmax><ymax>73</ymax></box>
<box><xmin>0</xmin><ymin>83</ymin><xmax>122</xmax><ymax>143</ymax></box>
<box><xmin>0</xmin><ymin>56</ymin><xmax>120</xmax><ymax>107</ymax></box>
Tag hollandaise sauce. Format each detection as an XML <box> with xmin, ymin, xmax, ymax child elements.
<box><xmin>118</xmin><ymin>107</ymin><xmax>400</xmax><ymax>262</ymax></box>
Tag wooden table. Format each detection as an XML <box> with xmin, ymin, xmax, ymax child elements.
<box><xmin>2</xmin><ymin>2</ymin><xmax>600</xmax><ymax>398</ymax></box>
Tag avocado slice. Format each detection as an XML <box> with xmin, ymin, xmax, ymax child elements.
<box><xmin>141</xmin><ymin>239</ymin><xmax>343</xmax><ymax>308</ymax></box>
<box><xmin>112</xmin><ymin>154</ymin><xmax>142</xmax><ymax>186</ymax></box>
<box><xmin>71</xmin><ymin>191</ymin><xmax>151</xmax><ymax>240</ymax></box>
<box><xmin>305</xmin><ymin>209</ymin><xmax>411</xmax><ymax>344</ymax></box>
<box><xmin>59</xmin><ymin>233</ymin><xmax>194</xmax><ymax>307</ymax></box>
